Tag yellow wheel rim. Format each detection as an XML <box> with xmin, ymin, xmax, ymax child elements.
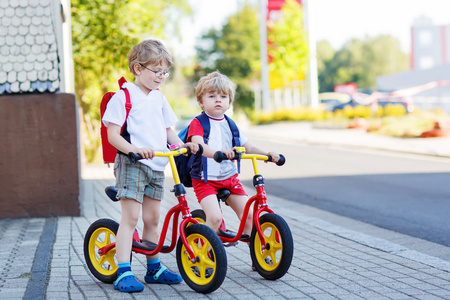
<box><xmin>180</xmin><ymin>233</ymin><xmax>216</xmax><ymax>285</ymax></box>
<box><xmin>254</xmin><ymin>222</ymin><xmax>282</xmax><ymax>271</ymax></box>
<box><xmin>186</xmin><ymin>217</ymin><xmax>206</xmax><ymax>228</ymax></box>
<box><xmin>195</xmin><ymin>217</ymin><xmax>205</xmax><ymax>224</ymax></box>
<box><xmin>88</xmin><ymin>227</ymin><xmax>117</xmax><ymax>276</ymax></box>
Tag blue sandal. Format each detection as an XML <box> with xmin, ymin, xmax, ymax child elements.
<box><xmin>144</xmin><ymin>265</ymin><xmax>183</xmax><ymax>284</ymax></box>
<box><xmin>114</xmin><ymin>271</ymin><xmax>144</xmax><ymax>292</ymax></box>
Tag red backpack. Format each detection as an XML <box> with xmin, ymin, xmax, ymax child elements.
<box><xmin>100</xmin><ymin>77</ymin><xmax>131</xmax><ymax>164</ymax></box>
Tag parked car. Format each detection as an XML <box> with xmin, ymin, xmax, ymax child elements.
<box><xmin>328</xmin><ymin>93</ymin><xmax>414</xmax><ymax>113</ymax></box>
<box><xmin>318</xmin><ymin>92</ymin><xmax>351</xmax><ymax>111</ymax></box>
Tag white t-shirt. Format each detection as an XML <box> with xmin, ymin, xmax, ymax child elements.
<box><xmin>102</xmin><ymin>82</ymin><xmax>178</xmax><ymax>171</ymax></box>
<box><xmin>207</xmin><ymin>117</ymin><xmax>248</xmax><ymax>180</ymax></box>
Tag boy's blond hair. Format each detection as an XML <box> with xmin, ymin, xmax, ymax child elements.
<box><xmin>128</xmin><ymin>39</ymin><xmax>173</xmax><ymax>75</ymax></box>
<box><xmin>196</xmin><ymin>71</ymin><xmax>236</xmax><ymax>104</ymax></box>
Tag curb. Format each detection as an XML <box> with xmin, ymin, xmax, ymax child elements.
<box><xmin>24</xmin><ymin>218</ymin><xmax>57</xmax><ymax>300</ymax></box>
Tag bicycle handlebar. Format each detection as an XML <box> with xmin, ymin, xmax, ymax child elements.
<box><xmin>128</xmin><ymin>147</ymin><xmax>191</xmax><ymax>164</ymax></box>
<box><xmin>213</xmin><ymin>151</ymin><xmax>286</xmax><ymax>166</ymax></box>
<box><xmin>269</xmin><ymin>154</ymin><xmax>286</xmax><ymax>166</ymax></box>
<box><xmin>213</xmin><ymin>151</ymin><xmax>240</xmax><ymax>162</ymax></box>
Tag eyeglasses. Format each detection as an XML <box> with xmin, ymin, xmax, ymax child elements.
<box><xmin>139</xmin><ymin>64</ymin><xmax>170</xmax><ymax>78</ymax></box>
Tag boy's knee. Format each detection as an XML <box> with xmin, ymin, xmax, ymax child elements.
<box><xmin>142</xmin><ymin>214</ymin><xmax>159</xmax><ymax>228</ymax></box>
<box><xmin>208</xmin><ymin>215</ymin><xmax>222</xmax><ymax>230</ymax></box>
<box><xmin>121</xmin><ymin>214</ymin><xmax>139</xmax><ymax>229</ymax></box>
<box><xmin>204</xmin><ymin>210</ymin><xmax>222</xmax><ymax>230</ymax></box>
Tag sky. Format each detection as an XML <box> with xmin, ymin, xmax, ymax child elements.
<box><xmin>172</xmin><ymin>0</ymin><xmax>450</xmax><ymax>59</ymax></box>
<box><xmin>172</xmin><ymin>0</ymin><xmax>240</xmax><ymax>59</ymax></box>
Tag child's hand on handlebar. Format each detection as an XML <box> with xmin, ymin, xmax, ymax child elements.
<box><xmin>135</xmin><ymin>147</ymin><xmax>155</xmax><ymax>159</ymax></box>
<box><xmin>222</xmin><ymin>148</ymin><xmax>236</xmax><ymax>160</ymax></box>
<box><xmin>266</xmin><ymin>151</ymin><xmax>280</xmax><ymax>163</ymax></box>
<box><xmin>183</xmin><ymin>142</ymin><xmax>200</xmax><ymax>155</ymax></box>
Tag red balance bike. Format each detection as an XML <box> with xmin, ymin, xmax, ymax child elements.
<box><xmin>189</xmin><ymin>147</ymin><xmax>293</xmax><ymax>280</ymax></box>
<box><xmin>83</xmin><ymin>146</ymin><xmax>227</xmax><ymax>294</ymax></box>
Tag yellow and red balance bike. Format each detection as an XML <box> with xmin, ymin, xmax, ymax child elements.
<box><xmin>189</xmin><ymin>147</ymin><xmax>293</xmax><ymax>280</ymax></box>
<box><xmin>83</xmin><ymin>146</ymin><xmax>227</xmax><ymax>294</ymax></box>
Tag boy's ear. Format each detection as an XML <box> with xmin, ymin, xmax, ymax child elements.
<box><xmin>133</xmin><ymin>63</ymin><xmax>141</xmax><ymax>75</ymax></box>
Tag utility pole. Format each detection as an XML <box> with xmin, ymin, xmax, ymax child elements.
<box><xmin>302</xmin><ymin>0</ymin><xmax>319</xmax><ymax>109</ymax></box>
<box><xmin>259</xmin><ymin>0</ymin><xmax>270</xmax><ymax>113</ymax></box>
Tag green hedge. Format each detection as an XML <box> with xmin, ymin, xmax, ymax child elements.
<box><xmin>250</xmin><ymin>104</ymin><xmax>408</xmax><ymax>124</ymax></box>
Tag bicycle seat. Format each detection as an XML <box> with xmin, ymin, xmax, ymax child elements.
<box><xmin>105</xmin><ymin>186</ymin><xmax>119</xmax><ymax>202</ymax></box>
<box><xmin>132</xmin><ymin>239</ymin><xmax>170</xmax><ymax>252</ymax></box>
<box><xmin>217</xmin><ymin>189</ymin><xmax>230</xmax><ymax>202</ymax></box>
<box><xmin>217</xmin><ymin>229</ymin><xmax>250</xmax><ymax>241</ymax></box>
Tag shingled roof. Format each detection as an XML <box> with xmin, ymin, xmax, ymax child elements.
<box><xmin>0</xmin><ymin>0</ymin><xmax>63</xmax><ymax>94</ymax></box>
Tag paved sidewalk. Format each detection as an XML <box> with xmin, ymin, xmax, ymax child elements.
<box><xmin>1</xmin><ymin>122</ymin><xmax>450</xmax><ymax>299</ymax></box>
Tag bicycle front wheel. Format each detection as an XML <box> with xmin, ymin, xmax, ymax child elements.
<box><xmin>176</xmin><ymin>224</ymin><xmax>227</xmax><ymax>293</ymax></box>
<box><xmin>250</xmin><ymin>213</ymin><xmax>293</xmax><ymax>280</ymax></box>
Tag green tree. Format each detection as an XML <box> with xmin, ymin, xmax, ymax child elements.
<box><xmin>193</xmin><ymin>1</ymin><xmax>309</xmax><ymax>112</ymax></box>
<box><xmin>317</xmin><ymin>35</ymin><xmax>408</xmax><ymax>92</ymax></box>
<box><xmin>316</xmin><ymin>40</ymin><xmax>335</xmax><ymax>91</ymax></box>
<box><xmin>71</xmin><ymin>0</ymin><xmax>191</xmax><ymax>162</ymax></box>
<box><xmin>267</xmin><ymin>0</ymin><xmax>308</xmax><ymax>88</ymax></box>
<box><xmin>193</xmin><ymin>4</ymin><xmax>260</xmax><ymax>111</ymax></box>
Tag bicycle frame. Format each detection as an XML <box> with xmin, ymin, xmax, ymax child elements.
<box><xmin>217</xmin><ymin>153</ymin><xmax>278</xmax><ymax>247</ymax></box>
<box><xmin>97</xmin><ymin>147</ymin><xmax>199</xmax><ymax>262</ymax></box>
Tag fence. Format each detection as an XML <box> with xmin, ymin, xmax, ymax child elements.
<box><xmin>253</xmin><ymin>85</ymin><xmax>307</xmax><ymax>112</ymax></box>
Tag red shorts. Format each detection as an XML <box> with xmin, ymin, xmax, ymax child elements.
<box><xmin>192</xmin><ymin>174</ymin><xmax>247</xmax><ymax>203</ymax></box>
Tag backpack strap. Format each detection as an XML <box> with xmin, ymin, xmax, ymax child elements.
<box><xmin>224</xmin><ymin>115</ymin><xmax>240</xmax><ymax>147</ymax></box>
<box><xmin>118</xmin><ymin>76</ymin><xmax>127</xmax><ymax>87</ymax></box>
<box><xmin>118</xmin><ymin>77</ymin><xmax>132</xmax><ymax>133</ymax></box>
<box><xmin>196</xmin><ymin>112</ymin><xmax>210</xmax><ymax>183</ymax></box>
<box><xmin>224</xmin><ymin>115</ymin><xmax>241</xmax><ymax>173</ymax></box>
<box><xmin>197</xmin><ymin>112</ymin><xmax>211</xmax><ymax>142</ymax></box>
<box><xmin>123</xmin><ymin>89</ymin><xmax>131</xmax><ymax>120</ymax></box>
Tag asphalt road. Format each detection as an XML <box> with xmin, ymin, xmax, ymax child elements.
<box><xmin>238</xmin><ymin>138</ymin><xmax>450</xmax><ymax>248</ymax></box>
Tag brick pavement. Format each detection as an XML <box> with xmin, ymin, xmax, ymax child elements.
<box><xmin>1</xmin><ymin>164</ymin><xmax>450</xmax><ymax>299</ymax></box>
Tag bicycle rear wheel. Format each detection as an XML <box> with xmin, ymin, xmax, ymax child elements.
<box><xmin>84</xmin><ymin>218</ymin><xmax>119</xmax><ymax>283</ymax></box>
<box><xmin>191</xmin><ymin>209</ymin><xmax>206</xmax><ymax>224</ymax></box>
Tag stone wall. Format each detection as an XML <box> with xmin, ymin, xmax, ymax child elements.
<box><xmin>0</xmin><ymin>93</ymin><xmax>80</xmax><ymax>218</ymax></box>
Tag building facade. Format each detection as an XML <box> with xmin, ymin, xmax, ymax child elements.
<box><xmin>0</xmin><ymin>0</ymin><xmax>80</xmax><ymax>218</ymax></box>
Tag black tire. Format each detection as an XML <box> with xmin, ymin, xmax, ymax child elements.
<box><xmin>250</xmin><ymin>213</ymin><xmax>293</xmax><ymax>280</ymax></box>
<box><xmin>191</xmin><ymin>209</ymin><xmax>206</xmax><ymax>223</ymax></box>
<box><xmin>176</xmin><ymin>224</ymin><xmax>227</xmax><ymax>293</ymax></box>
<box><xmin>184</xmin><ymin>209</ymin><xmax>207</xmax><ymax>230</ymax></box>
<box><xmin>84</xmin><ymin>218</ymin><xmax>120</xmax><ymax>283</ymax></box>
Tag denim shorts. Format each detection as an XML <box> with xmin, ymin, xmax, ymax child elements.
<box><xmin>113</xmin><ymin>154</ymin><xmax>165</xmax><ymax>203</ymax></box>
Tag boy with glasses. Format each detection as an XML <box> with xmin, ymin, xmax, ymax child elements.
<box><xmin>102</xmin><ymin>39</ymin><xmax>198</xmax><ymax>292</ymax></box>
